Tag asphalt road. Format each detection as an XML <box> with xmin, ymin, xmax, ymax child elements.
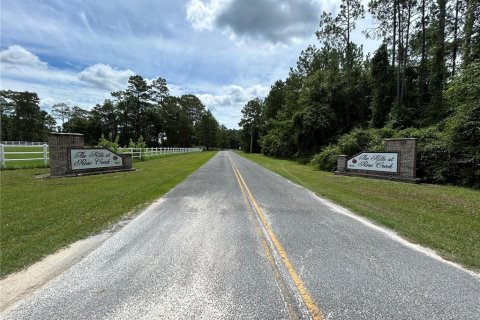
<box><xmin>5</xmin><ymin>151</ymin><xmax>480</xmax><ymax>319</ymax></box>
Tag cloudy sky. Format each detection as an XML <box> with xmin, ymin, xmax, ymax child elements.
<box><xmin>0</xmin><ymin>0</ymin><xmax>378</xmax><ymax>128</ymax></box>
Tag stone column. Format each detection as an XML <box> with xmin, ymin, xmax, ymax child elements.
<box><xmin>49</xmin><ymin>133</ymin><xmax>84</xmax><ymax>177</ymax></box>
<box><xmin>121</xmin><ymin>154</ymin><xmax>133</xmax><ymax>170</ymax></box>
<box><xmin>337</xmin><ymin>155</ymin><xmax>347</xmax><ymax>172</ymax></box>
<box><xmin>384</xmin><ymin>138</ymin><xmax>417</xmax><ymax>179</ymax></box>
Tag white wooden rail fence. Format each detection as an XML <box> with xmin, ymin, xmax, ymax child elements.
<box><xmin>2</xmin><ymin>141</ymin><xmax>47</xmax><ymax>145</ymax></box>
<box><xmin>117</xmin><ymin>147</ymin><xmax>202</xmax><ymax>159</ymax></box>
<box><xmin>0</xmin><ymin>144</ymin><xmax>49</xmax><ymax>167</ymax></box>
<box><xmin>0</xmin><ymin>144</ymin><xmax>202</xmax><ymax>167</ymax></box>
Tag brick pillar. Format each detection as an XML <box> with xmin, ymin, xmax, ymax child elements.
<box><xmin>384</xmin><ymin>138</ymin><xmax>417</xmax><ymax>179</ymax></box>
<box><xmin>121</xmin><ymin>154</ymin><xmax>133</xmax><ymax>170</ymax></box>
<box><xmin>337</xmin><ymin>155</ymin><xmax>347</xmax><ymax>172</ymax></box>
<box><xmin>49</xmin><ymin>133</ymin><xmax>84</xmax><ymax>177</ymax></box>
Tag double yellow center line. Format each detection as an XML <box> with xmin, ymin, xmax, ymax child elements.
<box><xmin>228</xmin><ymin>155</ymin><xmax>325</xmax><ymax>320</ymax></box>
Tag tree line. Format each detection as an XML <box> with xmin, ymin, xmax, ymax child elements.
<box><xmin>1</xmin><ymin>75</ymin><xmax>240</xmax><ymax>149</ymax></box>
<box><xmin>239</xmin><ymin>0</ymin><xmax>479</xmax><ymax>187</ymax></box>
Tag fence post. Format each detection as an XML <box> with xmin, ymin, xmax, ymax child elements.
<box><xmin>0</xmin><ymin>144</ymin><xmax>5</xmax><ymax>168</ymax></box>
<box><xmin>43</xmin><ymin>143</ymin><xmax>48</xmax><ymax>166</ymax></box>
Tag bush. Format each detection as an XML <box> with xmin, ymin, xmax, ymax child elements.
<box><xmin>443</xmin><ymin>62</ymin><xmax>480</xmax><ymax>187</ymax></box>
<box><xmin>98</xmin><ymin>133</ymin><xmax>119</xmax><ymax>151</ymax></box>
<box><xmin>310</xmin><ymin>144</ymin><xmax>340</xmax><ymax>171</ymax></box>
<box><xmin>128</xmin><ymin>136</ymin><xmax>147</xmax><ymax>161</ymax></box>
<box><xmin>309</xmin><ymin>125</ymin><xmax>479</xmax><ymax>187</ymax></box>
<box><xmin>336</xmin><ymin>127</ymin><xmax>394</xmax><ymax>156</ymax></box>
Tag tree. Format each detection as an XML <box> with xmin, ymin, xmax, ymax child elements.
<box><xmin>196</xmin><ymin>110</ymin><xmax>219</xmax><ymax>149</ymax></box>
<box><xmin>317</xmin><ymin>0</ymin><xmax>365</xmax><ymax>81</ymax></box>
<box><xmin>179</xmin><ymin>94</ymin><xmax>205</xmax><ymax>125</ymax></box>
<box><xmin>239</xmin><ymin>98</ymin><xmax>263</xmax><ymax>153</ymax></box>
<box><xmin>63</xmin><ymin>106</ymin><xmax>100</xmax><ymax>144</ymax></box>
<box><xmin>445</xmin><ymin>62</ymin><xmax>480</xmax><ymax>157</ymax></box>
<box><xmin>161</xmin><ymin>96</ymin><xmax>192</xmax><ymax>147</ymax></box>
<box><xmin>370</xmin><ymin>44</ymin><xmax>395</xmax><ymax>127</ymax></box>
<box><xmin>112</xmin><ymin>75</ymin><xmax>151</xmax><ymax>145</ymax></box>
<box><xmin>462</xmin><ymin>0</ymin><xmax>480</xmax><ymax>67</ymax></box>
<box><xmin>431</xmin><ymin>0</ymin><xmax>447</xmax><ymax>118</ymax></box>
<box><xmin>0</xmin><ymin>90</ymin><xmax>50</xmax><ymax>141</ymax></box>
<box><xmin>367</xmin><ymin>0</ymin><xmax>399</xmax><ymax>65</ymax></box>
<box><xmin>263</xmin><ymin>80</ymin><xmax>285</xmax><ymax>121</ymax></box>
<box><xmin>149</xmin><ymin>77</ymin><xmax>169</xmax><ymax>104</ymax></box>
<box><xmin>91</xmin><ymin>99</ymin><xmax>118</xmax><ymax>139</ymax></box>
<box><xmin>51</xmin><ymin>103</ymin><xmax>71</xmax><ymax>130</ymax></box>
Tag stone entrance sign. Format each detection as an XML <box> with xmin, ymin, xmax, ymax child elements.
<box><xmin>346</xmin><ymin>152</ymin><xmax>398</xmax><ymax>173</ymax></box>
<box><xmin>335</xmin><ymin>138</ymin><xmax>418</xmax><ymax>183</ymax></box>
<box><xmin>71</xmin><ymin>148</ymin><xmax>123</xmax><ymax>170</ymax></box>
<box><xmin>49</xmin><ymin>133</ymin><xmax>133</xmax><ymax>177</ymax></box>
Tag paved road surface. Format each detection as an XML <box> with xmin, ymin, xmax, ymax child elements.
<box><xmin>5</xmin><ymin>151</ymin><xmax>480</xmax><ymax>319</ymax></box>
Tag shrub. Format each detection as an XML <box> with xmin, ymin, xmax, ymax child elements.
<box><xmin>128</xmin><ymin>136</ymin><xmax>147</xmax><ymax>161</ymax></box>
<box><xmin>310</xmin><ymin>144</ymin><xmax>340</xmax><ymax>171</ymax></box>
<box><xmin>336</xmin><ymin>127</ymin><xmax>394</xmax><ymax>155</ymax></box>
<box><xmin>98</xmin><ymin>133</ymin><xmax>119</xmax><ymax>151</ymax></box>
<box><xmin>309</xmin><ymin>109</ymin><xmax>478</xmax><ymax>188</ymax></box>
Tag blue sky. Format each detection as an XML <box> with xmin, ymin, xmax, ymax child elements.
<box><xmin>0</xmin><ymin>0</ymin><xmax>379</xmax><ymax>128</ymax></box>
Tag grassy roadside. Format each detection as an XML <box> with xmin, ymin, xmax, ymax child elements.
<box><xmin>0</xmin><ymin>152</ymin><xmax>216</xmax><ymax>278</ymax></box>
<box><xmin>238</xmin><ymin>152</ymin><xmax>480</xmax><ymax>272</ymax></box>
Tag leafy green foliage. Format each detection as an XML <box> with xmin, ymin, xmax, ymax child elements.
<box><xmin>310</xmin><ymin>144</ymin><xmax>340</xmax><ymax>171</ymax></box>
<box><xmin>98</xmin><ymin>133</ymin><xmax>120</xmax><ymax>151</ymax></box>
<box><xmin>239</xmin><ymin>0</ymin><xmax>478</xmax><ymax>188</ymax></box>
<box><xmin>310</xmin><ymin>124</ymin><xmax>479</xmax><ymax>188</ymax></box>
<box><xmin>2</xmin><ymin>73</ymin><xmax>229</xmax><ymax>149</ymax></box>
<box><xmin>370</xmin><ymin>44</ymin><xmax>395</xmax><ymax>128</ymax></box>
<box><xmin>311</xmin><ymin>128</ymin><xmax>393</xmax><ymax>171</ymax></box>
<box><xmin>445</xmin><ymin>62</ymin><xmax>480</xmax><ymax>157</ymax></box>
<box><xmin>238</xmin><ymin>98</ymin><xmax>263</xmax><ymax>153</ymax></box>
<box><xmin>0</xmin><ymin>90</ymin><xmax>54</xmax><ymax>142</ymax></box>
<box><xmin>196</xmin><ymin>110</ymin><xmax>219</xmax><ymax>149</ymax></box>
<box><xmin>260</xmin><ymin>119</ymin><xmax>296</xmax><ymax>157</ymax></box>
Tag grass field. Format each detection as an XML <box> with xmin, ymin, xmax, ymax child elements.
<box><xmin>0</xmin><ymin>151</ymin><xmax>216</xmax><ymax>278</ymax></box>
<box><xmin>239</xmin><ymin>152</ymin><xmax>480</xmax><ymax>271</ymax></box>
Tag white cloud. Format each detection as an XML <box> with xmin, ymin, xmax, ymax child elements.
<box><xmin>78</xmin><ymin>63</ymin><xmax>134</xmax><ymax>91</ymax></box>
<box><xmin>0</xmin><ymin>46</ymin><xmax>133</xmax><ymax>112</ymax></box>
<box><xmin>0</xmin><ymin>45</ymin><xmax>47</xmax><ymax>68</ymax></box>
<box><xmin>193</xmin><ymin>84</ymin><xmax>269</xmax><ymax>127</ymax></box>
<box><xmin>185</xmin><ymin>0</ymin><xmax>226</xmax><ymax>31</ymax></box>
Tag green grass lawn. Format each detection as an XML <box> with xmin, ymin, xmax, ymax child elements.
<box><xmin>239</xmin><ymin>152</ymin><xmax>480</xmax><ymax>272</ymax></box>
<box><xmin>0</xmin><ymin>151</ymin><xmax>216</xmax><ymax>278</ymax></box>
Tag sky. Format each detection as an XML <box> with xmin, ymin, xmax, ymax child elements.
<box><xmin>0</xmin><ymin>0</ymin><xmax>379</xmax><ymax>128</ymax></box>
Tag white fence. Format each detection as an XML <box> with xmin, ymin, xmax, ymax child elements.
<box><xmin>2</xmin><ymin>141</ymin><xmax>47</xmax><ymax>146</ymax></box>
<box><xmin>0</xmin><ymin>144</ymin><xmax>202</xmax><ymax>167</ymax></box>
<box><xmin>0</xmin><ymin>144</ymin><xmax>49</xmax><ymax>167</ymax></box>
<box><xmin>117</xmin><ymin>147</ymin><xmax>202</xmax><ymax>160</ymax></box>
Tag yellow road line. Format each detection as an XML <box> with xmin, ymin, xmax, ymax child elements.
<box><xmin>228</xmin><ymin>156</ymin><xmax>325</xmax><ymax>320</ymax></box>
<box><xmin>230</xmin><ymin>161</ymin><xmax>300</xmax><ymax>319</ymax></box>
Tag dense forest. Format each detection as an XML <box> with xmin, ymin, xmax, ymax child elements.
<box><xmin>238</xmin><ymin>0</ymin><xmax>479</xmax><ymax>188</ymax></box>
<box><xmin>0</xmin><ymin>75</ymin><xmax>240</xmax><ymax>149</ymax></box>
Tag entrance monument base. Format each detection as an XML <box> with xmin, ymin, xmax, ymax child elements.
<box><xmin>49</xmin><ymin>133</ymin><xmax>133</xmax><ymax>178</ymax></box>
